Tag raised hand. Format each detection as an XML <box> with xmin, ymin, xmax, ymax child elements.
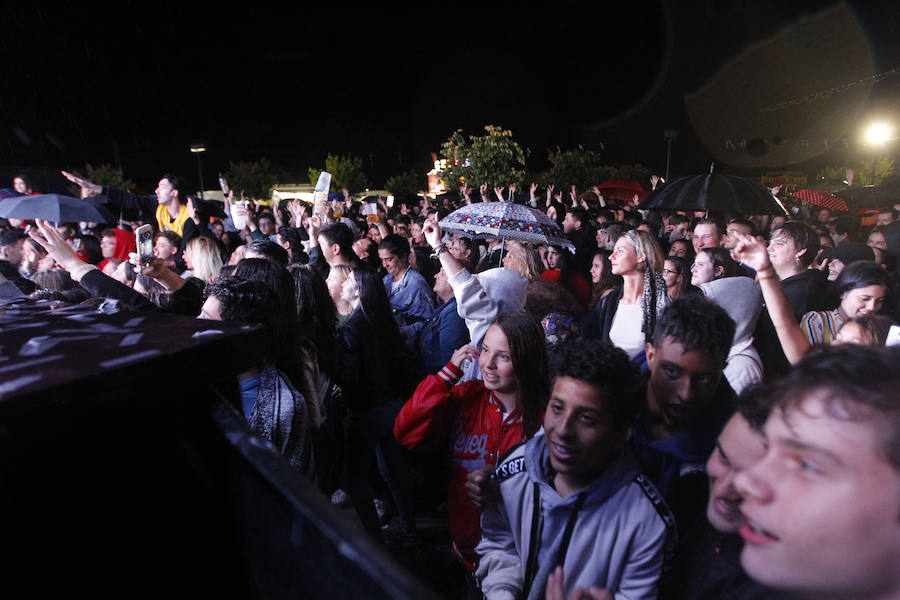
<box><xmin>494</xmin><ymin>186</ymin><xmax>505</xmax><ymax>202</ymax></box>
<box><xmin>28</xmin><ymin>218</ymin><xmax>80</xmax><ymax>267</ymax></box>
<box><xmin>307</xmin><ymin>214</ymin><xmax>322</xmax><ymax>239</ymax></box>
<box><xmin>423</xmin><ymin>215</ymin><xmax>442</xmax><ymax>249</ymax></box>
<box><xmin>450</xmin><ymin>344</ymin><xmax>480</xmax><ymax>370</ymax></box>
<box><xmin>231</xmin><ymin>202</ymin><xmax>251</xmax><ymax>229</ymax></box>
<box><xmin>812</xmin><ymin>248</ymin><xmax>829</xmax><ymax>272</ymax></box>
<box><xmin>60</xmin><ymin>170</ymin><xmax>102</xmax><ymax>198</ymax></box>
<box><xmin>27</xmin><ymin>218</ymin><xmax>93</xmax><ymax>280</ymax></box>
<box><xmin>287</xmin><ymin>199</ymin><xmax>306</xmax><ymax>227</ymax></box>
<box><xmin>731</xmin><ymin>232</ymin><xmax>772</xmax><ymax>273</ymax></box>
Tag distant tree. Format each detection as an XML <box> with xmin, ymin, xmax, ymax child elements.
<box><xmin>66</xmin><ymin>163</ymin><xmax>135</xmax><ymax>196</ymax></box>
<box><xmin>225</xmin><ymin>158</ymin><xmax>280</xmax><ymax>200</ymax></box>
<box><xmin>814</xmin><ymin>158</ymin><xmax>894</xmax><ymax>189</ymax></box>
<box><xmin>439</xmin><ymin>125</ymin><xmax>526</xmax><ymax>190</ymax></box>
<box><xmin>613</xmin><ymin>164</ymin><xmax>653</xmax><ymax>188</ymax></box>
<box><xmin>308</xmin><ymin>154</ymin><xmax>369</xmax><ymax>194</ymax></box>
<box><xmin>385</xmin><ymin>169</ymin><xmax>423</xmax><ymax>199</ymax></box>
<box><xmin>546</xmin><ymin>149</ymin><xmax>615</xmax><ymax>191</ymax></box>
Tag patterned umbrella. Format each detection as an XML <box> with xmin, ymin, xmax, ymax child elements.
<box><xmin>439</xmin><ymin>201</ymin><xmax>574</xmax><ymax>251</ymax></box>
<box><xmin>790</xmin><ymin>189</ymin><xmax>848</xmax><ymax>212</ymax></box>
<box><xmin>594</xmin><ymin>179</ymin><xmax>649</xmax><ymax>202</ymax></box>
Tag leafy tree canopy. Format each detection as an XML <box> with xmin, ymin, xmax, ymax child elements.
<box><xmin>385</xmin><ymin>169</ymin><xmax>423</xmax><ymax>200</ymax></box>
<box><xmin>545</xmin><ymin>149</ymin><xmax>652</xmax><ymax>196</ymax></box>
<box><xmin>813</xmin><ymin>157</ymin><xmax>894</xmax><ymax>190</ymax></box>
<box><xmin>225</xmin><ymin>158</ymin><xmax>281</xmax><ymax>200</ymax></box>
<box><xmin>546</xmin><ymin>148</ymin><xmax>614</xmax><ymax>191</ymax></box>
<box><xmin>439</xmin><ymin>125</ymin><xmax>525</xmax><ymax>190</ymax></box>
<box><xmin>308</xmin><ymin>154</ymin><xmax>369</xmax><ymax>194</ymax></box>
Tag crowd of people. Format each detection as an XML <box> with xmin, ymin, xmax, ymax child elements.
<box><xmin>1</xmin><ymin>170</ymin><xmax>899</xmax><ymax>600</ymax></box>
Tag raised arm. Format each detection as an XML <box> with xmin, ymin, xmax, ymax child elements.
<box><xmin>424</xmin><ymin>215</ymin><xmax>498</xmax><ymax>347</ymax></box>
<box><xmin>28</xmin><ymin>219</ymin><xmax>156</xmax><ymax>312</ymax></box>
<box><xmin>731</xmin><ymin>232</ymin><xmax>811</xmax><ymax>363</ymax></box>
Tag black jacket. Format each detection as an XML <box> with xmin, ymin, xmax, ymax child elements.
<box><xmin>581</xmin><ymin>285</ymin><xmax>623</xmax><ymax>344</ymax></box>
<box><xmin>336</xmin><ymin>309</ymin><xmax>415</xmax><ymax>411</ymax></box>
<box><xmin>80</xmin><ymin>269</ymin><xmax>203</xmax><ymax>317</ymax></box>
<box><xmin>668</xmin><ymin>494</ymin><xmax>794</xmax><ymax>600</ymax></box>
<box><xmin>755</xmin><ymin>268</ymin><xmax>828</xmax><ymax>380</ymax></box>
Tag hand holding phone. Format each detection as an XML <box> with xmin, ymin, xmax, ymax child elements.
<box><xmin>135</xmin><ymin>224</ymin><xmax>154</xmax><ymax>266</ymax></box>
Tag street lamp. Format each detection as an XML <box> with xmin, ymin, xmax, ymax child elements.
<box><xmin>865</xmin><ymin>123</ymin><xmax>892</xmax><ymax>145</ymax></box>
<box><xmin>190</xmin><ymin>143</ymin><xmax>206</xmax><ymax>199</ymax></box>
<box><xmin>863</xmin><ymin>123</ymin><xmax>892</xmax><ymax>185</ymax></box>
<box><xmin>664</xmin><ymin>129</ymin><xmax>677</xmax><ymax>182</ymax></box>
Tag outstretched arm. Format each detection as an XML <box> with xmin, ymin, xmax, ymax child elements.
<box><xmin>28</xmin><ymin>219</ymin><xmax>158</xmax><ymax>312</ymax></box>
<box><xmin>61</xmin><ymin>170</ymin><xmax>103</xmax><ymax>198</ymax></box>
<box><xmin>62</xmin><ymin>170</ymin><xmax>156</xmax><ymax>220</ymax></box>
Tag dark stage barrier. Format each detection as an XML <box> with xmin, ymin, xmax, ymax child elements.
<box><xmin>0</xmin><ymin>297</ymin><xmax>438</xmax><ymax>599</ymax></box>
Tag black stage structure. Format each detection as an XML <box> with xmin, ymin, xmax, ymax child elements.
<box><xmin>0</xmin><ymin>294</ymin><xmax>438</xmax><ymax>599</ymax></box>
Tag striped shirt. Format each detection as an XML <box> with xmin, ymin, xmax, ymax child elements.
<box><xmin>800</xmin><ymin>309</ymin><xmax>844</xmax><ymax>346</ymax></box>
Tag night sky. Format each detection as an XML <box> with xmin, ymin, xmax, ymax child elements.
<box><xmin>3</xmin><ymin>1</ymin><xmax>899</xmax><ymax>193</ymax></box>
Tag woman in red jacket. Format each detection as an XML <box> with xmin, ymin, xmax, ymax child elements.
<box><xmin>394</xmin><ymin>309</ymin><xmax>549</xmax><ymax>575</ymax></box>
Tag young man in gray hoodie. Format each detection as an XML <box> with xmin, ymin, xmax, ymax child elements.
<box><xmin>476</xmin><ymin>340</ymin><xmax>676</xmax><ymax>600</ymax></box>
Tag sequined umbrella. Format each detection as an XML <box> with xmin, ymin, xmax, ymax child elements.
<box><xmin>439</xmin><ymin>200</ymin><xmax>574</xmax><ymax>251</ymax></box>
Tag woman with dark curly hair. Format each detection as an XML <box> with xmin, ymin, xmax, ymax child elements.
<box><xmin>200</xmin><ymin>276</ymin><xmax>313</xmax><ymax>479</ymax></box>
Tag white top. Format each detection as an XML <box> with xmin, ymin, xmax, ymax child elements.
<box><xmin>609</xmin><ymin>303</ymin><xmax>645</xmax><ymax>359</ymax></box>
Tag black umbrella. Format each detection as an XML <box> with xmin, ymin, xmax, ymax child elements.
<box><xmin>190</xmin><ymin>196</ymin><xmax>227</xmax><ymax>219</ymax></box>
<box><xmin>0</xmin><ymin>194</ymin><xmax>115</xmax><ymax>223</ymax></box>
<box><xmin>832</xmin><ymin>186</ymin><xmax>888</xmax><ymax>211</ymax></box>
<box><xmin>638</xmin><ymin>171</ymin><xmax>788</xmax><ymax>216</ymax></box>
